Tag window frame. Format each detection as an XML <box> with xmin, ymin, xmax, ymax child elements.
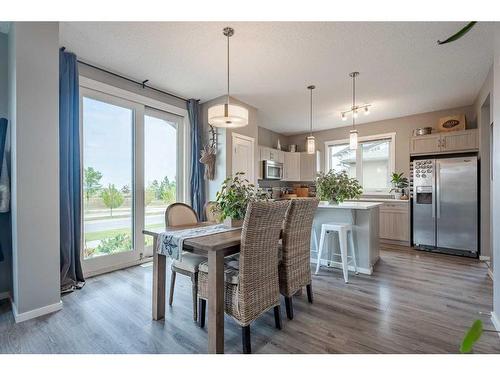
<box><xmin>324</xmin><ymin>132</ymin><xmax>396</xmax><ymax>195</ymax></box>
<box><xmin>79</xmin><ymin>77</ymin><xmax>190</xmax><ymax>276</ymax></box>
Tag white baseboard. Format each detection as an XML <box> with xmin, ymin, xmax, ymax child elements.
<box><xmin>0</xmin><ymin>291</ymin><xmax>10</xmax><ymax>301</ymax></box>
<box><xmin>11</xmin><ymin>299</ymin><xmax>63</xmax><ymax>323</ymax></box>
<box><xmin>311</xmin><ymin>258</ymin><xmax>373</xmax><ymax>275</ymax></box>
<box><xmin>491</xmin><ymin>311</ymin><xmax>500</xmax><ymax>339</ymax></box>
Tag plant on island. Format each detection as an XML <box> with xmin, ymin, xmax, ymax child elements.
<box><xmin>316</xmin><ymin>170</ymin><xmax>363</xmax><ymax>204</ymax></box>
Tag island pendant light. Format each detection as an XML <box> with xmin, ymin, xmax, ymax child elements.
<box><xmin>340</xmin><ymin>72</ymin><xmax>372</xmax><ymax>150</ymax></box>
<box><xmin>208</xmin><ymin>27</ymin><xmax>248</xmax><ymax>128</ymax></box>
<box><xmin>349</xmin><ymin>72</ymin><xmax>359</xmax><ymax>150</ymax></box>
<box><xmin>306</xmin><ymin>85</ymin><xmax>316</xmax><ymax>154</ymax></box>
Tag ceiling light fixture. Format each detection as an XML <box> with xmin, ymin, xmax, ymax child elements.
<box><xmin>306</xmin><ymin>85</ymin><xmax>316</xmax><ymax>154</ymax></box>
<box><xmin>208</xmin><ymin>27</ymin><xmax>248</xmax><ymax>128</ymax></box>
<box><xmin>341</xmin><ymin>72</ymin><xmax>372</xmax><ymax>150</ymax></box>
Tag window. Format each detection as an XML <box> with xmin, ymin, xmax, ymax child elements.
<box><xmin>325</xmin><ymin>133</ymin><xmax>395</xmax><ymax>194</ymax></box>
<box><xmin>80</xmin><ymin>78</ymin><xmax>188</xmax><ymax>276</ymax></box>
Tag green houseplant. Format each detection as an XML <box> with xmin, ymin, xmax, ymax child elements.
<box><xmin>316</xmin><ymin>170</ymin><xmax>362</xmax><ymax>205</ymax></box>
<box><xmin>390</xmin><ymin>172</ymin><xmax>409</xmax><ymax>199</ymax></box>
<box><xmin>214</xmin><ymin>172</ymin><xmax>264</xmax><ymax>227</ymax></box>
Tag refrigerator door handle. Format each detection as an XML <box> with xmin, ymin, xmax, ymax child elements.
<box><xmin>436</xmin><ymin>163</ymin><xmax>441</xmax><ymax>219</ymax></box>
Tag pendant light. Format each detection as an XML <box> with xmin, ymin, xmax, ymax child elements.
<box><xmin>306</xmin><ymin>85</ymin><xmax>316</xmax><ymax>154</ymax></box>
<box><xmin>349</xmin><ymin>72</ymin><xmax>359</xmax><ymax>150</ymax></box>
<box><xmin>208</xmin><ymin>27</ymin><xmax>248</xmax><ymax>128</ymax></box>
<box><xmin>340</xmin><ymin>72</ymin><xmax>372</xmax><ymax>150</ymax></box>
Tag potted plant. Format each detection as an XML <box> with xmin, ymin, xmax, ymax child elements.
<box><xmin>390</xmin><ymin>172</ymin><xmax>409</xmax><ymax>200</ymax></box>
<box><xmin>214</xmin><ymin>172</ymin><xmax>264</xmax><ymax>227</ymax></box>
<box><xmin>316</xmin><ymin>170</ymin><xmax>363</xmax><ymax>205</ymax></box>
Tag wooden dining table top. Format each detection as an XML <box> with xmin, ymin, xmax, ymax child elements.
<box><xmin>143</xmin><ymin>222</ymin><xmax>243</xmax><ymax>253</ymax></box>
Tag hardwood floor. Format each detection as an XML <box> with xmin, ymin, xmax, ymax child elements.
<box><xmin>1</xmin><ymin>245</ymin><xmax>499</xmax><ymax>354</ymax></box>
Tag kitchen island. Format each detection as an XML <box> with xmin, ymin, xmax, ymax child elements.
<box><xmin>312</xmin><ymin>201</ymin><xmax>383</xmax><ymax>275</ymax></box>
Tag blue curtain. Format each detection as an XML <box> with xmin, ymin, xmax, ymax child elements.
<box><xmin>0</xmin><ymin>118</ymin><xmax>7</xmax><ymax>263</ymax></box>
<box><xmin>59</xmin><ymin>48</ymin><xmax>84</xmax><ymax>292</ymax></box>
<box><xmin>187</xmin><ymin>99</ymin><xmax>205</xmax><ymax>219</ymax></box>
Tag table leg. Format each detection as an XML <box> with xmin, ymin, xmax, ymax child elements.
<box><xmin>208</xmin><ymin>251</ymin><xmax>225</xmax><ymax>354</ymax></box>
<box><xmin>152</xmin><ymin>236</ymin><xmax>166</xmax><ymax>320</ymax></box>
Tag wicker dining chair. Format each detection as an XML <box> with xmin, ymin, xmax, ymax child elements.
<box><xmin>204</xmin><ymin>201</ymin><xmax>219</xmax><ymax>223</ymax></box>
<box><xmin>165</xmin><ymin>203</ymin><xmax>207</xmax><ymax>321</ymax></box>
<box><xmin>279</xmin><ymin>198</ymin><xmax>319</xmax><ymax>319</ymax></box>
<box><xmin>197</xmin><ymin>200</ymin><xmax>291</xmax><ymax>354</ymax></box>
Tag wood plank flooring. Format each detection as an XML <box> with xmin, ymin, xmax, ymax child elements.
<box><xmin>1</xmin><ymin>245</ymin><xmax>499</xmax><ymax>354</ymax></box>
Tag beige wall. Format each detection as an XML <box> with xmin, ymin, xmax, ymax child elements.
<box><xmin>473</xmin><ymin>66</ymin><xmax>493</xmax><ymax>260</ymax></box>
<box><xmin>201</xmin><ymin>96</ymin><xmax>259</xmax><ymax>200</ymax></box>
<box><xmin>258</xmin><ymin>126</ymin><xmax>288</xmax><ymax>149</ymax></box>
<box><xmin>285</xmin><ymin>105</ymin><xmax>475</xmax><ymax>179</ymax></box>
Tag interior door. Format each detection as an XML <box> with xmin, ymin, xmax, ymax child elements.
<box><xmin>232</xmin><ymin>133</ymin><xmax>255</xmax><ymax>183</ymax></box>
<box><xmin>436</xmin><ymin>157</ymin><xmax>478</xmax><ymax>252</ymax></box>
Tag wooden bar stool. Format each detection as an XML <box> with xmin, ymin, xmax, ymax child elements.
<box><xmin>315</xmin><ymin>222</ymin><xmax>358</xmax><ymax>283</ymax></box>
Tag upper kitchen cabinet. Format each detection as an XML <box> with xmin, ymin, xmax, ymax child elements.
<box><xmin>409</xmin><ymin>129</ymin><xmax>478</xmax><ymax>155</ymax></box>
<box><xmin>283</xmin><ymin>152</ymin><xmax>301</xmax><ymax>181</ymax></box>
<box><xmin>259</xmin><ymin>146</ymin><xmax>284</xmax><ymax>163</ymax></box>
<box><xmin>299</xmin><ymin>152</ymin><xmax>317</xmax><ymax>181</ymax></box>
<box><xmin>440</xmin><ymin>129</ymin><xmax>479</xmax><ymax>152</ymax></box>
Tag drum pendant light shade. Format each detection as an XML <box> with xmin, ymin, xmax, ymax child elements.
<box><xmin>208</xmin><ymin>103</ymin><xmax>248</xmax><ymax>128</ymax></box>
<box><xmin>208</xmin><ymin>27</ymin><xmax>248</xmax><ymax>128</ymax></box>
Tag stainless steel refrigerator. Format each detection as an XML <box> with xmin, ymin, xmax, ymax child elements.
<box><xmin>412</xmin><ymin>155</ymin><xmax>478</xmax><ymax>257</ymax></box>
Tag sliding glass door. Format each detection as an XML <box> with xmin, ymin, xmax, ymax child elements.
<box><xmin>80</xmin><ymin>85</ymin><xmax>186</xmax><ymax>276</ymax></box>
<box><xmin>143</xmin><ymin>108</ymin><xmax>184</xmax><ymax>254</ymax></box>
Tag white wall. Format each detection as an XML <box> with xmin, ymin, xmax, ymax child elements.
<box><xmin>492</xmin><ymin>27</ymin><xmax>500</xmax><ymax>330</ymax></box>
<box><xmin>201</xmin><ymin>96</ymin><xmax>259</xmax><ymax>200</ymax></box>
<box><xmin>473</xmin><ymin>66</ymin><xmax>493</xmax><ymax>261</ymax></box>
<box><xmin>8</xmin><ymin>22</ymin><xmax>61</xmax><ymax>319</ymax></box>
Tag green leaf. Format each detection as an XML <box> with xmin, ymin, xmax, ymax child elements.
<box><xmin>460</xmin><ymin>319</ymin><xmax>483</xmax><ymax>353</ymax></box>
<box><xmin>438</xmin><ymin>22</ymin><xmax>477</xmax><ymax>45</ymax></box>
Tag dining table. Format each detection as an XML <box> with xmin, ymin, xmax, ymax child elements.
<box><xmin>143</xmin><ymin>222</ymin><xmax>242</xmax><ymax>354</ymax></box>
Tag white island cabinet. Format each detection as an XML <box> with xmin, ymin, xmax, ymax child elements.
<box><xmin>312</xmin><ymin>202</ymin><xmax>382</xmax><ymax>275</ymax></box>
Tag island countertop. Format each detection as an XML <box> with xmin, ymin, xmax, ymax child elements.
<box><xmin>317</xmin><ymin>201</ymin><xmax>383</xmax><ymax>210</ymax></box>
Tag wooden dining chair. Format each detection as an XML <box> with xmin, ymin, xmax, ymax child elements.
<box><xmin>165</xmin><ymin>202</ymin><xmax>207</xmax><ymax>321</ymax></box>
<box><xmin>204</xmin><ymin>201</ymin><xmax>219</xmax><ymax>223</ymax></box>
<box><xmin>279</xmin><ymin>198</ymin><xmax>319</xmax><ymax>319</ymax></box>
<box><xmin>197</xmin><ymin>200</ymin><xmax>291</xmax><ymax>354</ymax></box>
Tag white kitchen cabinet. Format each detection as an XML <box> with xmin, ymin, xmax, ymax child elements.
<box><xmin>409</xmin><ymin>129</ymin><xmax>478</xmax><ymax>155</ymax></box>
<box><xmin>379</xmin><ymin>202</ymin><xmax>410</xmax><ymax>243</ymax></box>
<box><xmin>440</xmin><ymin>129</ymin><xmax>478</xmax><ymax>152</ymax></box>
<box><xmin>259</xmin><ymin>146</ymin><xmax>284</xmax><ymax>163</ymax></box>
<box><xmin>283</xmin><ymin>152</ymin><xmax>301</xmax><ymax>181</ymax></box>
<box><xmin>409</xmin><ymin>134</ymin><xmax>441</xmax><ymax>154</ymax></box>
<box><xmin>300</xmin><ymin>152</ymin><xmax>316</xmax><ymax>181</ymax></box>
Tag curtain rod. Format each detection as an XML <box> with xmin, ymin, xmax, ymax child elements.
<box><xmin>76</xmin><ymin>59</ymin><xmax>192</xmax><ymax>103</ymax></box>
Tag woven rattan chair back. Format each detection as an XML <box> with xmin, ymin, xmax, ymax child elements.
<box><xmin>280</xmin><ymin>198</ymin><xmax>319</xmax><ymax>296</ymax></box>
<box><xmin>165</xmin><ymin>203</ymin><xmax>198</xmax><ymax>227</ymax></box>
<box><xmin>237</xmin><ymin>200</ymin><xmax>291</xmax><ymax>325</ymax></box>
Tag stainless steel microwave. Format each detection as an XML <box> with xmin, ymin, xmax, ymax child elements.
<box><xmin>262</xmin><ymin>160</ymin><xmax>283</xmax><ymax>180</ymax></box>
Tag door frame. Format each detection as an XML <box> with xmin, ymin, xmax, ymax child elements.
<box><xmin>231</xmin><ymin>132</ymin><xmax>255</xmax><ymax>183</ymax></box>
<box><xmin>79</xmin><ymin>77</ymin><xmax>190</xmax><ymax>277</ymax></box>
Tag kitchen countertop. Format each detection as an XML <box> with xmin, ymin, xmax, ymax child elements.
<box><xmin>317</xmin><ymin>201</ymin><xmax>383</xmax><ymax>210</ymax></box>
<box><xmin>348</xmin><ymin>198</ymin><xmax>410</xmax><ymax>203</ymax></box>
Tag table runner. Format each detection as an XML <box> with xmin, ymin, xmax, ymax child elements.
<box><xmin>156</xmin><ymin>224</ymin><xmax>240</xmax><ymax>260</ymax></box>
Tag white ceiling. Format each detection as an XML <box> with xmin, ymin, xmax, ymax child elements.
<box><xmin>60</xmin><ymin>22</ymin><xmax>494</xmax><ymax>135</ymax></box>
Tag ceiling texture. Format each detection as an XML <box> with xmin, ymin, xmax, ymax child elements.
<box><xmin>60</xmin><ymin>22</ymin><xmax>494</xmax><ymax>135</ymax></box>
